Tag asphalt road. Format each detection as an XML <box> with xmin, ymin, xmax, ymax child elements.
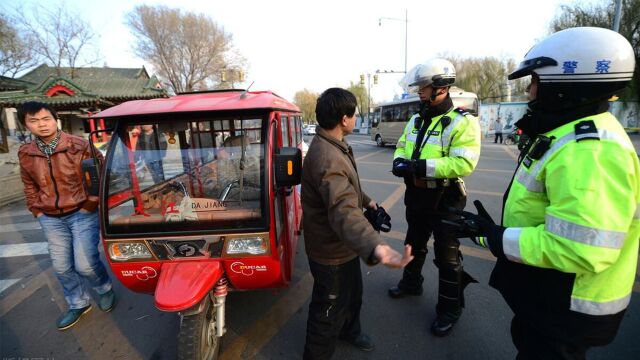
<box><xmin>1</xmin><ymin>134</ymin><xmax>638</xmax><ymax>359</ymax></box>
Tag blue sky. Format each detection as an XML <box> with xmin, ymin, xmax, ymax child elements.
<box><xmin>3</xmin><ymin>0</ymin><xmax>602</xmax><ymax>102</ymax></box>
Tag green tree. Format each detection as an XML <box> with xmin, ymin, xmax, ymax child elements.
<box><xmin>126</xmin><ymin>5</ymin><xmax>246</xmax><ymax>93</ymax></box>
<box><xmin>550</xmin><ymin>0</ymin><xmax>640</xmax><ymax>101</ymax></box>
<box><xmin>293</xmin><ymin>89</ymin><xmax>319</xmax><ymax>124</ymax></box>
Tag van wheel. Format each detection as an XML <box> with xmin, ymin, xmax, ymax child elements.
<box><xmin>375</xmin><ymin>135</ymin><xmax>385</xmax><ymax>147</ymax></box>
<box><xmin>178</xmin><ymin>295</ymin><xmax>221</xmax><ymax>360</ymax></box>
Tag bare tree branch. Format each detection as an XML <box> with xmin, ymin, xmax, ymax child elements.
<box><xmin>126</xmin><ymin>5</ymin><xmax>246</xmax><ymax>93</ymax></box>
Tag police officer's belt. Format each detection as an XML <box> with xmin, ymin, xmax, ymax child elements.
<box><xmin>413</xmin><ymin>177</ymin><xmax>454</xmax><ymax>189</ymax></box>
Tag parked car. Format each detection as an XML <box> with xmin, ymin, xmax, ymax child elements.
<box><xmin>303</xmin><ymin>124</ymin><xmax>316</xmax><ymax>135</ymax></box>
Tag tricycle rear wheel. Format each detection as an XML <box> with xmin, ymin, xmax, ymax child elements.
<box><xmin>178</xmin><ymin>295</ymin><xmax>221</xmax><ymax>360</ymax></box>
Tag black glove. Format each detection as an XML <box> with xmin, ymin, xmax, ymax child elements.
<box><xmin>446</xmin><ymin>200</ymin><xmax>506</xmax><ymax>258</ymax></box>
<box><xmin>364</xmin><ymin>205</ymin><xmax>391</xmax><ymax>232</ymax></box>
<box><xmin>392</xmin><ymin>158</ymin><xmax>415</xmax><ymax>177</ymax></box>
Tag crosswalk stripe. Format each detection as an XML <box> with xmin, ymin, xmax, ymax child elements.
<box><xmin>0</xmin><ymin>279</ymin><xmax>21</xmax><ymax>294</ymax></box>
<box><xmin>0</xmin><ymin>210</ymin><xmax>32</xmax><ymax>219</ymax></box>
<box><xmin>0</xmin><ymin>242</ymin><xmax>48</xmax><ymax>258</ymax></box>
<box><xmin>0</xmin><ymin>221</ymin><xmax>41</xmax><ymax>233</ymax></box>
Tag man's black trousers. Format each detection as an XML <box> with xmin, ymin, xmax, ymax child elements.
<box><xmin>303</xmin><ymin>256</ymin><xmax>362</xmax><ymax>360</ymax></box>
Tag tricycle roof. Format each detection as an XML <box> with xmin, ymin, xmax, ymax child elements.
<box><xmin>95</xmin><ymin>89</ymin><xmax>299</xmax><ymax>118</ymax></box>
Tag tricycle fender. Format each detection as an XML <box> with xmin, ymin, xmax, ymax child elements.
<box><xmin>154</xmin><ymin>261</ymin><xmax>224</xmax><ymax>312</ymax></box>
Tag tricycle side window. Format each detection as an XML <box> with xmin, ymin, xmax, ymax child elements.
<box><xmin>103</xmin><ymin>116</ymin><xmax>266</xmax><ymax>235</ymax></box>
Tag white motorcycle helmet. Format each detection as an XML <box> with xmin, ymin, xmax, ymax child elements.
<box><xmin>509</xmin><ymin>27</ymin><xmax>635</xmax><ymax>110</ymax></box>
<box><xmin>409</xmin><ymin>58</ymin><xmax>456</xmax><ymax>88</ymax></box>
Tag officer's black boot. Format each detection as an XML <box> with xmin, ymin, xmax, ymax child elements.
<box><xmin>388</xmin><ymin>253</ymin><xmax>426</xmax><ymax>298</ymax></box>
<box><xmin>430</xmin><ymin>261</ymin><xmax>477</xmax><ymax>337</ymax></box>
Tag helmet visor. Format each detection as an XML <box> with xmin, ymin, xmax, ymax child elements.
<box><xmin>508</xmin><ymin>56</ymin><xmax>557</xmax><ymax>80</ymax></box>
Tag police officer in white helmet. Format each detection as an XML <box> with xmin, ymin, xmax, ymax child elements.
<box><xmin>389</xmin><ymin>58</ymin><xmax>482</xmax><ymax>336</ymax></box>
<box><xmin>452</xmin><ymin>27</ymin><xmax>640</xmax><ymax>359</ymax></box>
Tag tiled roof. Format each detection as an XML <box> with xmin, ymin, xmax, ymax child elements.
<box><xmin>0</xmin><ymin>64</ymin><xmax>167</xmax><ymax>108</ymax></box>
<box><xmin>0</xmin><ymin>76</ymin><xmax>34</xmax><ymax>91</ymax></box>
<box><xmin>18</xmin><ymin>64</ymin><xmax>165</xmax><ymax>98</ymax></box>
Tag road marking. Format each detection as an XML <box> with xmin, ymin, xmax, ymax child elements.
<box><xmin>475</xmin><ymin>168</ymin><xmax>514</xmax><ymax>174</ymax></box>
<box><xmin>501</xmin><ymin>145</ymin><xmax>520</xmax><ymax>161</ymax></box>
<box><xmin>360</xmin><ymin>178</ymin><xmax>402</xmax><ymax>186</ymax></box>
<box><xmin>0</xmin><ymin>279</ymin><xmax>20</xmax><ymax>294</ymax></box>
<box><xmin>0</xmin><ymin>221</ymin><xmax>41</xmax><ymax>233</ymax></box>
<box><xmin>0</xmin><ymin>242</ymin><xmax>48</xmax><ymax>258</ymax></box>
<box><xmin>355</xmin><ymin>149</ymin><xmax>386</xmax><ymax>162</ymax></box>
<box><xmin>359</xmin><ymin>160</ymin><xmax>389</xmax><ymax>166</ymax></box>
<box><xmin>468</xmin><ymin>189</ymin><xmax>504</xmax><ymax>197</ymax></box>
<box><xmin>380</xmin><ymin>185</ymin><xmax>405</xmax><ymax>211</ymax></box>
<box><xmin>0</xmin><ymin>210</ymin><xmax>31</xmax><ymax>219</ymax></box>
<box><xmin>221</xmin><ymin>272</ymin><xmax>314</xmax><ymax>360</ymax></box>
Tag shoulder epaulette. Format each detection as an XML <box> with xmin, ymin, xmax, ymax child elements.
<box><xmin>574</xmin><ymin>120</ymin><xmax>600</xmax><ymax>142</ymax></box>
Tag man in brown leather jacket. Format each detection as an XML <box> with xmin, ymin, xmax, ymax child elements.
<box><xmin>17</xmin><ymin>101</ymin><xmax>114</xmax><ymax>330</ymax></box>
<box><xmin>301</xmin><ymin>88</ymin><xmax>413</xmax><ymax>359</ymax></box>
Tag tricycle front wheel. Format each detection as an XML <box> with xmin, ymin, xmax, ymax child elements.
<box><xmin>178</xmin><ymin>295</ymin><xmax>221</xmax><ymax>360</ymax></box>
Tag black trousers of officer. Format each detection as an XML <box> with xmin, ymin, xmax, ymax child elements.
<box><xmin>511</xmin><ymin>315</ymin><xmax>589</xmax><ymax>360</ymax></box>
<box><xmin>303</xmin><ymin>256</ymin><xmax>362</xmax><ymax>360</ymax></box>
<box><xmin>400</xmin><ymin>184</ymin><xmax>472</xmax><ymax>319</ymax></box>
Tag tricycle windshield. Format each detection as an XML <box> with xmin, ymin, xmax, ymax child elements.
<box><xmin>103</xmin><ymin>116</ymin><xmax>266</xmax><ymax>236</ymax></box>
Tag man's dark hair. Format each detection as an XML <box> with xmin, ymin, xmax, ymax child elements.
<box><xmin>17</xmin><ymin>101</ymin><xmax>58</xmax><ymax>126</ymax></box>
<box><xmin>315</xmin><ymin>88</ymin><xmax>357</xmax><ymax>129</ymax></box>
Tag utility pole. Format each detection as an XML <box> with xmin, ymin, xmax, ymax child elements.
<box><xmin>613</xmin><ymin>0</ymin><xmax>622</xmax><ymax>32</ymax></box>
<box><xmin>379</xmin><ymin>9</ymin><xmax>409</xmax><ymax>74</ymax></box>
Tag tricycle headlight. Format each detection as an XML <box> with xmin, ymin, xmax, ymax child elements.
<box><xmin>226</xmin><ymin>236</ymin><xmax>268</xmax><ymax>255</ymax></box>
<box><xmin>109</xmin><ymin>242</ymin><xmax>152</xmax><ymax>261</ymax></box>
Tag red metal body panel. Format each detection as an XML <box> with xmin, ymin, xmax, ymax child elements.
<box><xmin>95</xmin><ymin>90</ymin><xmax>299</xmax><ymax>118</ymax></box>
<box><xmin>108</xmin><ymin>261</ymin><xmax>163</xmax><ymax>294</ymax></box>
<box><xmin>155</xmin><ymin>261</ymin><xmax>224</xmax><ymax>312</ymax></box>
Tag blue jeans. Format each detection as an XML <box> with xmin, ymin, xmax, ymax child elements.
<box><xmin>38</xmin><ymin>210</ymin><xmax>112</xmax><ymax>309</ymax></box>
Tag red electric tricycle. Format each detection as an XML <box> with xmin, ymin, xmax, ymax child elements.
<box><xmin>85</xmin><ymin>89</ymin><xmax>304</xmax><ymax>359</ymax></box>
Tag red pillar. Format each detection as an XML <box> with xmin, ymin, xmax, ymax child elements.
<box><xmin>99</xmin><ymin>118</ymin><xmax>107</xmax><ymax>142</ymax></box>
<box><xmin>88</xmin><ymin>111</ymin><xmax>97</xmax><ymax>143</ymax></box>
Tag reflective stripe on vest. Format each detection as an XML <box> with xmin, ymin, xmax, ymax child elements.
<box><xmin>546</xmin><ymin>214</ymin><xmax>626</xmax><ymax>249</ymax></box>
<box><xmin>571</xmin><ymin>294</ymin><xmax>631</xmax><ymax>316</ymax></box>
<box><xmin>515</xmin><ymin>128</ymin><xmax>636</xmax><ymax>193</ymax></box>
<box><xmin>502</xmin><ymin>227</ymin><xmax>523</xmax><ymax>262</ymax></box>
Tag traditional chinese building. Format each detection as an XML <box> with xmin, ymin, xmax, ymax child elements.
<box><xmin>0</xmin><ymin>64</ymin><xmax>167</xmax><ymax>143</ymax></box>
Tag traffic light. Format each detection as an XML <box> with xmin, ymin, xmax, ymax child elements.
<box><xmin>360</xmin><ymin>74</ymin><xmax>365</xmax><ymax>86</ymax></box>
<box><xmin>373</xmin><ymin>74</ymin><xmax>378</xmax><ymax>85</ymax></box>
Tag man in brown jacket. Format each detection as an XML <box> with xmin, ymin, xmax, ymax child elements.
<box><xmin>302</xmin><ymin>88</ymin><xmax>413</xmax><ymax>359</ymax></box>
<box><xmin>18</xmin><ymin>101</ymin><xmax>114</xmax><ymax>330</ymax></box>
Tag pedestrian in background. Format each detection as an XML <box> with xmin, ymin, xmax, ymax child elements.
<box><xmin>301</xmin><ymin>88</ymin><xmax>412</xmax><ymax>359</ymax></box>
<box><xmin>17</xmin><ymin>101</ymin><xmax>115</xmax><ymax>330</ymax></box>
<box><xmin>455</xmin><ymin>27</ymin><xmax>640</xmax><ymax>359</ymax></box>
<box><xmin>494</xmin><ymin>118</ymin><xmax>504</xmax><ymax>143</ymax></box>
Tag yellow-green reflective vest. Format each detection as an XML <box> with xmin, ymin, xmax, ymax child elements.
<box><xmin>394</xmin><ymin>108</ymin><xmax>481</xmax><ymax>178</ymax></box>
<box><xmin>503</xmin><ymin>111</ymin><xmax>640</xmax><ymax>316</ymax></box>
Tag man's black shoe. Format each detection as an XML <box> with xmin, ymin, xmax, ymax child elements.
<box><xmin>388</xmin><ymin>285</ymin><xmax>423</xmax><ymax>298</ymax></box>
<box><xmin>430</xmin><ymin>316</ymin><xmax>458</xmax><ymax>337</ymax></box>
<box><xmin>340</xmin><ymin>333</ymin><xmax>374</xmax><ymax>352</ymax></box>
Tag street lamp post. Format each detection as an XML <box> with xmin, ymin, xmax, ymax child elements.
<box><xmin>379</xmin><ymin>9</ymin><xmax>408</xmax><ymax>74</ymax></box>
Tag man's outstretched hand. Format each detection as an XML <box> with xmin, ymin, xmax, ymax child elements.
<box><xmin>374</xmin><ymin>244</ymin><xmax>413</xmax><ymax>268</ymax></box>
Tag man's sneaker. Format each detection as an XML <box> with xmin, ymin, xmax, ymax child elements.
<box><xmin>340</xmin><ymin>333</ymin><xmax>374</xmax><ymax>352</ymax></box>
<box><xmin>388</xmin><ymin>285</ymin><xmax>423</xmax><ymax>298</ymax></box>
<box><xmin>430</xmin><ymin>315</ymin><xmax>458</xmax><ymax>337</ymax></box>
<box><xmin>98</xmin><ymin>289</ymin><xmax>116</xmax><ymax>312</ymax></box>
<box><xmin>57</xmin><ymin>305</ymin><xmax>92</xmax><ymax>330</ymax></box>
